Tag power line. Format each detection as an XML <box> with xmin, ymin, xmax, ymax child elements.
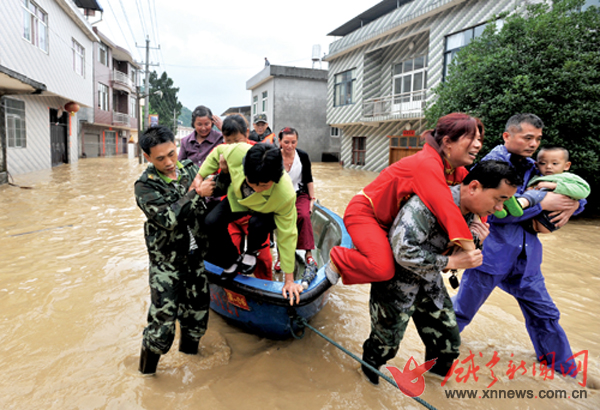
<box><xmin>150</xmin><ymin>0</ymin><xmax>167</xmax><ymax>68</ymax></box>
<box><xmin>134</xmin><ymin>0</ymin><xmax>148</xmax><ymax>39</ymax></box>
<box><xmin>103</xmin><ymin>0</ymin><xmax>136</xmax><ymax>55</ymax></box>
<box><xmin>117</xmin><ymin>0</ymin><xmax>143</xmax><ymax>60</ymax></box>
<box><xmin>146</xmin><ymin>0</ymin><xmax>158</xmax><ymax>47</ymax></box>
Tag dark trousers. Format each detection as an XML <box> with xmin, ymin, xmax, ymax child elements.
<box><xmin>204</xmin><ymin>198</ymin><xmax>275</xmax><ymax>267</ymax></box>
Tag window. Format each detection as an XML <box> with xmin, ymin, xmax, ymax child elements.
<box><xmin>6</xmin><ymin>99</ymin><xmax>27</xmax><ymax>148</ymax></box>
<box><xmin>390</xmin><ymin>136</ymin><xmax>422</xmax><ymax>148</ymax></box>
<box><xmin>330</xmin><ymin>127</ymin><xmax>340</xmax><ymax>138</ymax></box>
<box><xmin>130</xmin><ymin>68</ymin><xmax>136</xmax><ymax>87</ymax></box>
<box><xmin>130</xmin><ymin>96</ymin><xmax>136</xmax><ymax>118</ymax></box>
<box><xmin>261</xmin><ymin>91</ymin><xmax>268</xmax><ymax>112</ymax></box>
<box><xmin>98</xmin><ymin>83</ymin><xmax>108</xmax><ymax>111</ymax></box>
<box><xmin>334</xmin><ymin>68</ymin><xmax>356</xmax><ymax>106</ymax></box>
<box><xmin>72</xmin><ymin>39</ymin><xmax>85</xmax><ymax>77</ymax></box>
<box><xmin>392</xmin><ymin>55</ymin><xmax>427</xmax><ymax>104</ymax></box>
<box><xmin>352</xmin><ymin>137</ymin><xmax>366</xmax><ymax>166</ymax></box>
<box><xmin>22</xmin><ymin>0</ymin><xmax>48</xmax><ymax>53</ymax></box>
<box><xmin>98</xmin><ymin>43</ymin><xmax>108</xmax><ymax>66</ymax></box>
<box><xmin>252</xmin><ymin>95</ymin><xmax>257</xmax><ymax>115</ymax></box>
<box><xmin>444</xmin><ymin>19</ymin><xmax>504</xmax><ymax>79</ymax></box>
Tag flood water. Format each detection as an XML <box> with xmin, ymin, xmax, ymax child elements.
<box><xmin>1</xmin><ymin>157</ymin><xmax>599</xmax><ymax>410</ymax></box>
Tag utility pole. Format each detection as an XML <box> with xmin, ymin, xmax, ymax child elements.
<box><xmin>173</xmin><ymin>108</ymin><xmax>177</xmax><ymax>135</ymax></box>
<box><xmin>135</xmin><ymin>36</ymin><xmax>160</xmax><ymax>163</ymax></box>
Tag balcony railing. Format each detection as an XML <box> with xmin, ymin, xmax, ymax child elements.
<box><xmin>113</xmin><ymin>70</ymin><xmax>134</xmax><ymax>89</ymax></box>
<box><xmin>362</xmin><ymin>90</ymin><xmax>427</xmax><ymax>119</ymax></box>
<box><xmin>113</xmin><ymin>111</ymin><xmax>130</xmax><ymax>125</ymax></box>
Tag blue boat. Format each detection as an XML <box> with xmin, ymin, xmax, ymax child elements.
<box><xmin>204</xmin><ymin>204</ymin><xmax>352</xmax><ymax>339</ymax></box>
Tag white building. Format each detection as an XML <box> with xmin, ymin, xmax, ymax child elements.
<box><xmin>324</xmin><ymin>0</ymin><xmax>536</xmax><ymax>171</ymax></box>
<box><xmin>247</xmin><ymin>65</ymin><xmax>338</xmax><ymax>163</ymax></box>
<box><xmin>0</xmin><ymin>0</ymin><xmax>98</xmax><ymax>180</ymax></box>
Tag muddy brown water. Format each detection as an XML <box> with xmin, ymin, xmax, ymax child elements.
<box><xmin>0</xmin><ymin>157</ymin><xmax>598</xmax><ymax>409</ymax></box>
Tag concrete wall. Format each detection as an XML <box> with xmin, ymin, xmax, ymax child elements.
<box><xmin>273</xmin><ymin>76</ymin><xmax>328</xmax><ymax>163</ymax></box>
<box><xmin>0</xmin><ymin>0</ymin><xmax>95</xmax><ymax>107</ymax></box>
<box><xmin>5</xmin><ymin>94</ymin><xmax>82</xmax><ymax>174</ymax></box>
<box><xmin>0</xmin><ymin>0</ymin><xmax>96</xmax><ymax>175</ymax></box>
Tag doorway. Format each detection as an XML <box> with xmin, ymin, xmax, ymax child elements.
<box><xmin>50</xmin><ymin>109</ymin><xmax>69</xmax><ymax>167</ymax></box>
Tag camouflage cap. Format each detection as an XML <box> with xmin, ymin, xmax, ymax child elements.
<box><xmin>253</xmin><ymin>113</ymin><xmax>268</xmax><ymax>124</ymax></box>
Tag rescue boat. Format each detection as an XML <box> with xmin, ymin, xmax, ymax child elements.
<box><xmin>204</xmin><ymin>203</ymin><xmax>351</xmax><ymax>339</ymax></box>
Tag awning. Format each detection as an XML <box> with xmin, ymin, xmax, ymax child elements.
<box><xmin>72</xmin><ymin>0</ymin><xmax>103</xmax><ymax>12</ymax></box>
<box><xmin>0</xmin><ymin>65</ymin><xmax>46</xmax><ymax>95</ymax></box>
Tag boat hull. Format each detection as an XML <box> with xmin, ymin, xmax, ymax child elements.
<box><xmin>205</xmin><ymin>204</ymin><xmax>351</xmax><ymax>339</ymax></box>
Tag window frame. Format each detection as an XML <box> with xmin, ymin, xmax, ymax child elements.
<box><xmin>98</xmin><ymin>83</ymin><xmax>109</xmax><ymax>111</ymax></box>
<box><xmin>72</xmin><ymin>39</ymin><xmax>85</xmax><ymax>77</ymax></box>
<box><xmin>252</xmin><ymin>95</ymin><xmax>257</xmax><ymax>115</ymax></box>
<box><xmin>5</xmin><ymin>99</ymin><xmax>27</xmax><ymax>149</ymax></box>
<box><xmin>351</xmin><ymin>136</ymin><xmax>366</xmax><ymax>166</ymax></box>
<box><xmin>330</xmin><ymin>127</ymin><xmax>340</xmax><ymax>138</ymax></box>
<box><xmin>98</xmin><ymin>43</ymin><xmax>108</xmax><ymax>66</ymax></box>
<box><xmin>129</xmin><ymin>96</ymin><xmax>136</xmax><ymax>118</ymax></box>
<box><xmin>334</xmin><ymin>68</ymin><xmax>357</xmax><ymax>107</ymax></box>
<box><xmin>443</xmin><ymin>19</ymin><xmax>504</xmax><ymax>81</ymax></box>
<box><xmin>261</xmin><ymin>91</ymin><xmax>268</xmax><ymax>112</ymax></box>
<box><xmin>22</xmin><ymin>0</ymin><xmax>48</xmax><ymax>53</ymax></box>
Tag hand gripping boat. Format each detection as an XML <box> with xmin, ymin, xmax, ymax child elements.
<box><xmin>204</xmin><ymin>204</ymin><xmax>352</xmax><ymax>339</ymax></box>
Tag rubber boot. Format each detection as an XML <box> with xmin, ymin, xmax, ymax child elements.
<box><xmin>179</xmin><ymin>335</ymin><xmax>199</xmax><ymax>355</ymax></box>
<box><xmin>426</xmin><ymin>352</ymin><xmax>457</xmax><ymax>379</ymax></box>
<box><xmin>139</xmin><ymin>343</ymin><xmax>160</xmax><ymax>375</ymax></box>
<box><xmin>361</xmin><ymin>344</ymin><xmax>385</xmax><ymax>385</ymax></box>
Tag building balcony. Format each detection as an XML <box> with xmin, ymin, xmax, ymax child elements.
<box><xmin>112</xmin><ymin>70</ymin><xmax>134</xmax><ymax>90</ymax></box>
<box><xmin>113</xmin><ymin>111</ymin><xmax>136</xmax><ymax>128</ymax></box>
<box><xmin>362</xmin><ymin>89</ymin><xmax>427</xmax><ymax>121</ymax></box>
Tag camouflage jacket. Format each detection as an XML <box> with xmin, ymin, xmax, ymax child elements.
<box><xmin>372</xmin><ymin>185</ymin><xmax>473</xmax><ymax>310</ymax></box>
<box><xmin>134</xmin><ymin>159</ymin><xmax>228</xmax><ymax>264</ymax></box>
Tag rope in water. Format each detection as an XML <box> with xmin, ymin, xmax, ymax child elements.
<box><xmin>291</xmin><ymin>315</ymin><xmax>438</xmax><ymax>410</ymax></box>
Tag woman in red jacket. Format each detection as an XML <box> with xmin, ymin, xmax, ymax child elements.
<box><xmin>327</xmin><ymin>112</ymin><xmax>485</xmax><ymax>285</ymax></box>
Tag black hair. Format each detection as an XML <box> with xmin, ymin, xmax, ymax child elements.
<box><xmin>139</xmin><ymin>126</ymin><xmax>174</xmax><ymax>155</ymax></box>
<box><xmin>505</xmin><ymin>113</ymin><xmax>544</xmax><ymax>133</ymax></box>
<box><xmin>278</xmin><ymin>127</ymin><xmax>299</xmax><ymax>141</ymax></box>
<box><xmin>244</xmin><ymin>144</ymin><xmax>283</xmax><ymax>184</ymax></box>
<box><xmin>464</xmin><ymin>160</ymin><xmax>523</xmax><ymax>188</ymax></box>
<box><xmin>222</xmin><ymin>115</ymin><xmax>248</xmax><ymax>137</ymax></box>
<box><xmin>191</xmin><ymin>105</ymin><xmax>213</xmax><ymax>127</ymax></box>
<box><xmin>537</xmin><ymin>146</ymin><xmax>570</xmax><ymax>162</ymax></box>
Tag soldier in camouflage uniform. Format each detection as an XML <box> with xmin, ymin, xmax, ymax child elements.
<box><xmin>361</xmin><ymin>160</ymin><xmax>521</xmax><ymax>384</ymax></box>
<box><xmin>135</xmin><ymin>125</ymin><xmax>228</xmax><ymax>375</ymax></box>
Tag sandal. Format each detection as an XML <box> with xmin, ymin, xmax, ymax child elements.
<box><xmin>306</xmin><ymin>255</ymin><xmax>317</xmax><ymax>267</ymax></box>
<box><xmin>274</xmin><ymin>259</ymin><xmax>281</xmax><ymax>272</ymax></box>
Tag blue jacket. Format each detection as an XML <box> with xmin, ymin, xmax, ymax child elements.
<box><xmin>478</xmin><ymin>145</ymin><xmax>585</xmax><ymax>277</ymax></box>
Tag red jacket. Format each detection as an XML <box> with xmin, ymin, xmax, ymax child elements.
<box><xmin>361</xmin><ymin>143</ymin><xmax>473</xmax><ymax>244</ymax></box>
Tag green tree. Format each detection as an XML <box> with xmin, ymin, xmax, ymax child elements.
<box><xmin>148</xmin><ymin>71</ymin><xmax>183</xmax><ymax>133</ymax></box>
<box><xmin>179</xmin><ymin>106</ymin><xmax>192</xmax><ymax>128</ymax></box>
<box><xmin>426</xmin><ymin>0</ymin><xmax>600</xmax><ymax>214</ymax></box>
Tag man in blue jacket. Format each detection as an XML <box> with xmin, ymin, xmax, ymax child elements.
<box><xmin>453</xmin><ymin>113</ymin><xmax>583</xmax><ymax>377</ymax></box>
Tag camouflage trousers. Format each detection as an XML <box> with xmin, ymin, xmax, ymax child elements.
<box><xmin>143</xmin><ymin>250</ymin><xmax>210</xmax><ymax>355</ymax></box>
<box><xmin>363</xmin><ymin>287</ymin><xmax>461</xmax><ymax>376</ymax></box>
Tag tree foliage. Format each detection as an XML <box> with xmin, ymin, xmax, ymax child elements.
<box><xmin>179</xmin><ymin>106</ymin><xmax>192</xmax><ymax>128</ymax></box>
<box><xmin>148</xmin><ymin>71</ymin><xmax>183</xmax><ymax>133</ymax></box>
<box><xmin>426</xmin><ymin>0</ymin><xmax>600</xmax><ymax>214</ymax></box>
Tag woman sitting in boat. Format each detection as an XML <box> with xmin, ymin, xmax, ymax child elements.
<box><xmin>274</xmin><ymin>127</ymin><xmax>317</xmax><ymax>272</ymax></box>
<box><xmin>326</xmin><ymin>112</ymin><xmax>486</xmax><ymax>286</ymax></box>
<box><xmin>199</xmin><ymin>141</ymin><xmax>304</xmax><ymax>305</ymax></box>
